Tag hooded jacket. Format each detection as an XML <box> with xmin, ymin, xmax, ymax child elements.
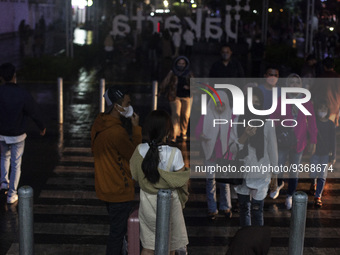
<box><xmin>130</xmin><ymin>147</ymin><xmax>190</xmax><ymax>208</ymax></box>
<box><xmin>91</xmin><ymin>113</ymin><xmax>142</xmax><ymax>202</ymax></box>
<box><xmin>0</xmin><ymin>82</ymin><xmax>45</xmax><ymax>136</ymax></box>
<box><xmin>160</xmin><ymin>56</ymin><xmax>194</xmax><ymax>101</ymax></box>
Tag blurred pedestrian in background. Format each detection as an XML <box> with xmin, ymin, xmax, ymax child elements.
<box><xmin>160</xmin><ymin>56</ymin><xmax>194</xmax><ymax>142</ymax></box>
<box><xmin>309</xmin><ymin>99</ymin><xmax>336</xmax><ymax>208</ymax></box>
<box><xmin>0</xmin><ymin>63</ymin><xmax>46</xmax><ymax>204</ymax></box>
<box><xmin>195</xmin><ymin>90</ymin><xmax>233</xmax><ymax>220</ymax></box>
<box><xmin>209</xmin><ymin>44</ymin><xmax>245</xmax><ymax>78</ymax></box>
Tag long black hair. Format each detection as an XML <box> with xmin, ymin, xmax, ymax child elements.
<box><xmin>237</xmin><ymin>87</ymin><xmax>266</xmax><ymax>161</ymax></box>
<box><xmin>142</xmin><ymin>110</ymin><xmax>173</xmax><ymax>184</ymax></box>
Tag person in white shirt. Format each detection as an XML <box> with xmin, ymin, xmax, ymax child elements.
<box><xmin>182</xmin><ymin>29</ymin><xmax>195</xmax><ymax>58</ymax></box>
<box><xmin>172</xmin><ymin>30</ymin><xmax>181</xmax><ymax>58</ymax></box>
<box><xmin>229</xmin><ymin>87</ymin><xmax>278</xmax><ymax>226</ymax></box>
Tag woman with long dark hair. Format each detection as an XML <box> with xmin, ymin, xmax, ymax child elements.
<box><xmin>130</xmin><ymin>110</ymin><xmax>190</xmax><ymax>255</ymax></box>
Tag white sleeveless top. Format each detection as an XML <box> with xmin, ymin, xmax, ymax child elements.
<box><xmin>138</xmin><ymin>143</ymin><xmax>184</xmax><ymax>172</ymax></box>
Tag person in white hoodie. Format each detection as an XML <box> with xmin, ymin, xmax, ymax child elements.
<box><xmin>195</xmin><ymin>90</ymin><xmax>233</xmax><ymax>219</ymax></box>
<box><xmin>229</xmin><ymin>87</ymin><xmax>278</xmax><ymax>226</ymax></box>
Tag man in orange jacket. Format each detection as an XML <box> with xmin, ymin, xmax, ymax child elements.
<box><xmin>91</xmin><ymin>87</ymin><xmax>142</xmax><ymax>255</ymax></box>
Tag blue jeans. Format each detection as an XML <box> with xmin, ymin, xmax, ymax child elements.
<box><xmin>237</xmin><ymin>194</ymin><xmax>264</xmax><ymax>227</ymax></box>
<box><xmin>0</xmin><ymin>140</ymin><xmax>25</xmax><ymax>197</ymax></box>
<box><xmin>310</xmin><ymin>154</ymin><xmax>329</xmax><ymax>198</ymax></box>
<box><xmin>205</xmin><ymin>160</ymin><xmax>232</xmax><ymax>213</ymax></box>
<box><xmin>277</xmin><ymin>149</ymin><xmax>303</xmax><ymax>196</ymax></box>
<box><xmin>105</xmin><ymin>201</ymin><xmax>134</xmax><ymax>255</ymax></box>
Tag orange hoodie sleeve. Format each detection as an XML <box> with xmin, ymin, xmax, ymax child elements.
<box><xmin>113</xmin><ymin>125</ymin><xmax>142</xmax><ymax>162</ymax></box>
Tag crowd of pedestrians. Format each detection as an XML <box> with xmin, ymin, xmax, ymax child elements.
<box><xmin>18</xmin><ymin>16</ymin><xmax>46</xmax><ymax>57</ymax></box>
<box><xmin>88</xmin><ymin>43</ymin><xmax>339</xmax><ymax>254</ymax></box>
<box><xmin>1</xmin><ymin>24</ymin><xmax>339</xmax><ymax>255</ymax></box>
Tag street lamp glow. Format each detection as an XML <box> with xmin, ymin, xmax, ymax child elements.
<box><xmin>191</xmin><ymin>0</ymin><xmax>195</xmax><ymax>3</ymax></box>
<box><xmin>163</xmin><ymin>0</ymin><xmax>169</xmax><ymax>7</ymax></box>
<box><xmin>181</xmin><ymin>0</ymin><xmax>184</xmax><ymax>3</ymax></box>
<box><xmin>280</xmin><ymin>8</ymin><xmax>283</xmax><ymax>12</ymax></box>
<box><xmin>268</xmin><ymin>8</ymin><xmax>273</xmax><ymax>13</ymax></box>
<box><xmin>192</xmin><ymin>3</ymin><xmax>197</xmax><ymax>8</ymax></box>
<box><xmin>150</xmin><ymin>12</ymin><xmax>155</xmax><ymax>16</ymax></box>
<box><xmin>330</xmin><ymin>27</ymin><xmax>334</xmax><ymax>31</ymax></box>
<box><xmin>253</xmin><ymin>10</ymin><xmax>257</xmax><ymax>14</ymax></box>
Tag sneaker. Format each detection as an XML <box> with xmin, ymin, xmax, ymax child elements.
<box><xmin>222</xmin><ymin>209</ymin><xmax>232</xmax><ymax>219</ymax></box>
<box><xmin>285</xmin><ymin>196</ymin><xmax>292</xmax><ymax>210</ymax></box>
<box><xmin>207</xmin><ymin>211</ymin><xmax>218</xmax><ymax>220</ymax></box>
<box><xmin>309</xmin><ymin>183</ymin><xmax>316</xmax><ymax>196</ymax></box>
<box><xmin>269</xmin><ymin>181</ymin><xmax>285</xmax><ymax>199</ymax></box>
<box><xmin>7</xmin><ymin>194</ymin><xmax>18</xmax><ymax>204</ymax></box>
<box><xmin>314</xmin><ymin>197</ymin><xmax>322</xmax><ymax>208</ymax></box>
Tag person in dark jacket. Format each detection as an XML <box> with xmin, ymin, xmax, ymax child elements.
<box><xmin>209</xmin><ymin>44</ymin><xmax>245</xmax><ymax>78</ymax></box>
<box><xmin>160</xmin><ymin>56</ymin><xmax>194</xmax><ymax>142</ymax></box>
<box><xmin>0</xmin><ymin>63</ymin><xmax>46</xmax><ymax>204</ymax></box>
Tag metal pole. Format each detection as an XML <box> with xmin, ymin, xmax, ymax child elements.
<box><xmin>288</xmin><ymin>191</ymin><xmax>308</xmax><ymax>255</ymax></box>
<box><xmin>305</xmin><ymin>0</ymin><xmax>310</xmax><ymax>54</ymax></box>
<box><xmin>152</xmin><ymin>80</ymin><xmax>158</xmax><ymax>111</ymax></box>
<box><xmin>261</xmin><ymin>0</ymin><xmax>268</xmax><ymax>45</ymax></box>
<box><xmin>155</xmin><ymin>189</ymin><xmax>172</xmax><ymax>255</ymax></box>
<box><xmin>18</xmin><ymin>186</ymin><xmax>34</xmax><ymax>255</ymax></box>
<box><xmin>100</xmin><ymin>79</ymin><xmax>105</xmax><ymax>113</ymax></box>
<box><xmin>69</xmin><ymin>0</ymin><xmax>74</xmax><ymax>58</ymax></box>
<box><xmin>310</xmin><ymin>0</ymin><xmax>315</xmax><ymax>54</ymax></box>
<box><xmin>58</xmin><ymin>124</ymin><xmax>64</xmax><ymax>158</ymax></box>
<box><xmin>65</xmin><ymin>0</ymin><xmax>69</xmax><ymax>57</ymax></box>
<box><xmin>58</xmin><ymin>78</ymin><xmax>63</xmax><ymax>124</ymax></box>
<box><xmin>94</xmin><ymin>0</ymin><xmax>99</xmax><ymax>44</ymax></box>
<box><xmin>264</xmin><ymin>0</ymin><xmax>268</xmax><ymax>45</ymax></box>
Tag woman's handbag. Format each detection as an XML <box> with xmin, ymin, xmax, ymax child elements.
<box><xmin>275</xmin><ymin>125</ymin><xmax>297</xmax><ymax>149</ymax></box>
<box><xmin>215</xmin><ymin>142</ymin><xmax>244</xmax><ymax>185</ymax></box>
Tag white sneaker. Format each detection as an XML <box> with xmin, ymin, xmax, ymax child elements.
<box><xmin>285</xmin><ymin>196</ymin><xmax>293</xmax><ymax>210</ymax></box>
<box><xmin>7</xmin><ymin>194</ymin><xmax>18</xmax><ymax>204</ymax></box>
<box><xmin>269</xmin><ymin>181</ymin><xmax>285</xmax><ymax>199</ymax></box>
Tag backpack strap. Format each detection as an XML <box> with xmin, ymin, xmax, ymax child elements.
<box><xmin>165</xmin><ymin>147</ymin><xmax>177</xmax><ymax>171</ymax></box>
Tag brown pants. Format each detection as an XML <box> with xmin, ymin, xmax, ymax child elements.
<box><xmin>169</xmin><ymin>97</ymin><xmax>192</xmax><ymax>139</ymax></box>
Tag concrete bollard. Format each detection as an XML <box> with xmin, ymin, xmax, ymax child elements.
<box><xmin>152</xmin><ymin>80</ymin><xmax>158</xmax><ymax>111</ymax></box>
<box><xmin>18</xmin><ymin>186</ymin><xmax>34</xmax><ymax>255</ymax></box>
<box><xmin>100</xmin><ymin>79</ymin><xmax>105</xmax><ymax>113</ymax></box>
<box><xmin>288</xmin><ymin>191</ymin><xmax>308</xmax><ymax>255</ymax></box>
<box><xmin>58</xmin><ymin>78</ymin><xmax>63</xmax><ymax>124</ymax></box>
<box><xmin>155</xmin><ymin>189</ymin><xmax>172</xmax><ymax>255</ymax></box>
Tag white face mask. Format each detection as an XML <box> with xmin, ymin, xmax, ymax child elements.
<box><xmin>117</xmin><ymin>105</ymin><xmax>134</xmax><ymax>118</ymax></box>
<box><xmin>317</xmin><ymin>110</ymin><xmax>327</xmax><ymax>118</ymax></box>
